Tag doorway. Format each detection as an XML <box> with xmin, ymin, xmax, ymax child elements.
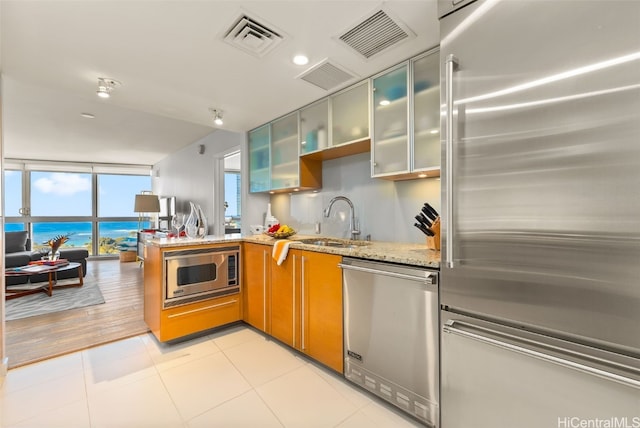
<box><xmin>224</xmin><ymin>151</ymin><xmax>241</xmax><ymax>234</ymax></box>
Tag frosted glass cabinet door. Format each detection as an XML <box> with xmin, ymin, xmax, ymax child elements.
<box><xmin>249</xmin><ymin>124</ymin><xmax>270</xmax><ymax>193</ymax></box>
<box><xmin>270</xmin><ymin>112</ymin><xmax>299</xmax><ymax>190</ymax></box>
<box><xmin>413</xmin><ymin>51</ymin><xmax>440</xmax><ymax>171</ymax></box>
<box><xmin>372</xmin><ymin>64</ymin><xmax>409</xmax><ymax>176</ymax></box>
<box><xmin>331</xmin><ymin>81</ymin><xmax>369</xmax><ymax>146</ymax></box>
<box><xmin>300</xmin><ymin>99</ymin><xmax>328</xmax><ymax>155</ymax></box>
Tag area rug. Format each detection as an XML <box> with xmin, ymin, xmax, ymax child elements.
<box><xmin>5</xmin><ymin>278</ymin><xmax>105</xmax><ymax>321</ymax></box>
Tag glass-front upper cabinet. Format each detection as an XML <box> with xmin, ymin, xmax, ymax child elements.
<box><xmin>270</xmin><ymin>112</ymin><xmax>299</xmax><ymax>190</ymax></box>
<box><xmin>371</xmin><ymin>64</ymin><xmax>409</xmax><ymax>177</ymax></box>
<box><xmin>412</xmin><ymin>49</ymin><xmax>440</xmax><ymax>172</ymax></box>
<box><xmin>300</xmin><ymin>99</ymin><xmax>328</xmax><ymax>155</ymax></box>
<box><xmin>331</xmin><ymin>81</ymin><xmax>369</xmax><ymax>146</ymax></box>
<box><xmin>249</xmin><ymin>124</ymin><xmax>270</xmax><ymax>192</ymax></box>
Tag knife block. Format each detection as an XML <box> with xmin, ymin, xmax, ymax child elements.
<box><xmin>426</xmin><ymin>218</ymin><xmax>441</xmax><ymax>251</ymax></box>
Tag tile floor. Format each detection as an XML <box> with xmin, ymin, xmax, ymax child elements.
<box><xmin>0</xmin><ymin>324</ymin><xmax>424</xmax><ymax>427</ymax></box>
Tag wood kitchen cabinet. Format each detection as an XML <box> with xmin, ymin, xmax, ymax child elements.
<box><xmin>270</xmin><ymin>249</ymin><xmax>343</xmax><ymax>373</ymax></box>
<box><xmin>242</xmin><ymin>243</ymin><xmax>271</xmax><ymax>333</ymax></box>
<box><xmin>270</xmin><ymin>248</ymin><xmax>302</xmax><ymax>347</ymax></box>
<box><xmin>143</xmin><ymin>243</ymin><xmax>241</xmax><ymax>342</ymax></box>
<box><xmin>300</xmin><ymin>251</ymin><xmax>343</xmax><ymax>373</ymax></box>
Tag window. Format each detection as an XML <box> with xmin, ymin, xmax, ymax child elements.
<box><xmin>30</xmin><ymin>171</ymin><xmax>92</xmax><ymax>216</ymax></box>
<box><xmin>96</xmin><ymin>174</ymin><xmax>153</xmax><ymax>254</ymax></box>
<box><xmin>3</xmin><ymin>170</ymin><xmax>23</xmax><ymax>217</ymax></box>
<box><xmin>3</xmin><ymin>162</ymin><xmax>151</xmax><ymax>256</ymax></box>
<box><xmin>98</xmin><ymin>174</ymin><xmax>151</xmax><ymax>217</ymax></box>
<box><xmin>224</xmin><ymin>152</ymin><xmax>241</xmax><ymax>232</ymax></box>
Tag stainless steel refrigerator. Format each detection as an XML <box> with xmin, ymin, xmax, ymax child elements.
<box><xmin>438</xmin><ymin>1</ymin><xmax>640</xmax><ymax>426</ymax></box>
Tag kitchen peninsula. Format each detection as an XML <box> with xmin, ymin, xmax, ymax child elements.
<box><xmin>142</xmin><ymin>234</ymin><xmax>440</xmax><ymax>365</ymax></box>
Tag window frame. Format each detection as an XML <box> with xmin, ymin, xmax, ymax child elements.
<box><xmin>3</xmin><ymin>160</ymin><xmax>152</xmax><ymax>257</ymax></box>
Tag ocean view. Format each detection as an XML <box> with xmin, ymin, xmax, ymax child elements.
<box><xmin>6</xmin><ymin>221</ymin><xmax>150</xmax><ymax>253</ymax></box>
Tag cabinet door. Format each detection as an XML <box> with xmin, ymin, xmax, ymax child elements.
<box><xmin>331</xmin><ymin>81</ymin><xmax>370</xmax><ymax>146</ymax></box>
<box><xmin>270</xmin><ymin>249</ymin><xmax>301</xmax><ymax>347</ymax></box>
<box><xmin>372</xmin><ymin>64</ymin><xmax>409</xmax><ymax>177</ymax></box>
<box><xmin>243</xmin><ymin>243</ymin><xmax>271</xmax><ymax>333</ymax></box>
<box><xmin>301</xmin><ymin>251</ymin><xmax>343</xmax><ymax>373</ymax></box>
<box><xmin>270</xmin><ymin>112</ymin><xmax>299</xmax><ymax>190</ymax></box>
<box><xmin>412</xmin><ymin>50</ymin><xmax>440</xmax><ymax>172</ymax></box>
<box><xmin>249</xmin><ymin>125</ymin><xmax>271</xmax><ymax>193</ymax></box>
<box><xmin>300</xmin><ymin>100</ymin><xmax>328</xmax><ymax>155</ymax></box>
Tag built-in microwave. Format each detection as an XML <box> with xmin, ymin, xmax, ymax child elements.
<box><xmin>163</xmin><ymin>245</ymin><xmax>240</xmax><ymax>308</ymax></box>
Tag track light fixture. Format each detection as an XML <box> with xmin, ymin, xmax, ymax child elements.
<box><xmin>210</xmin><ymin>108</ymin><xmax>224</xmax><ymax>126</ymax></box>
<box><xmin>96</xmin><ymin>77</ymin><xmax>121</xmax><ymax>99</ymax></box>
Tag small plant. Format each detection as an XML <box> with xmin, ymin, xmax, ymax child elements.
<box><xmin>45</xmin><ymin>234</ymin><xmax>71</xmax><ymax>255</ymax></box>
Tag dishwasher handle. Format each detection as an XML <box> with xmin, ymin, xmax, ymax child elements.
<box><xmin>338</xmin><ymin>262</ymin><xmax>437</xmax><ymax>286</ymax></box>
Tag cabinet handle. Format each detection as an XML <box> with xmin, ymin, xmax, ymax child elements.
<box><xmin>301</xmin><ymin>255</ymin><xmax>306</xmax><ymax>350</ymax></box>
<box><xmin>263</xmin><ymin>250</ymin><xmax>267</xmax><ymax>330</ymax></box>
<box><xmin>167</xmin><ymin>299</ymin><xmax>238</xmax><ymax>318</ymax></box>
<box><xmin>445</xmin><ymin>54</ymin><xmax>459</xmax><ymax>269</ymax></box>
<box><xmin>292</xmin><ymin>254</ymin><xmax>297</xmax><ymax>348</ymax></box>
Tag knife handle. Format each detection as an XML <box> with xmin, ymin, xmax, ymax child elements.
<box><xmin>423</xmin><ymin>203</ymin><xmax>439</xmax><ymax>219</ymax></box>
<box><xmin>414</xmin><ymin>222</ymin><xmax>435</xmax><ymax>236</ymax></box>
<box><xmin>421</xmin><ymin>205</ymin><xmax>437</xmax><ymax>221</ymax></box>
<box><xmin>415</xmin><ymin>213</ymin><xmax>432</xmax><ymax>228</ymax></box>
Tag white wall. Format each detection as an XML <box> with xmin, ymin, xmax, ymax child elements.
<box><xmin>153</xmin><ymin>129</ymin><xmax>242</xmax><ymax>234</ymax></box>
<box><xmin>269</xmin><ymin>152</ymin><xmax>441</xmax><ymax>244</ymax></box>
<box><xmin>153</xmin><ymin>129</ymin><xmax>269</xmax><ymax>236</ymax></box>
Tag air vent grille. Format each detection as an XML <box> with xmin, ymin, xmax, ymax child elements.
<box><xmin>224</xmin><ymin>14</ymin><xmax>284</xmax><ymax>57</ymax></box>
<box><xmin>297</xmin><ymin>60</ymin><xmax>356</xmax><ymax>91</ymax></box>
<box><xmin>339</xmin><ymin>10</ymin><xmax>412</xmax><ymax>59</ymax></box>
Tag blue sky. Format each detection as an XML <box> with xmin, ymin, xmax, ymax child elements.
<box><xmin>4</xmin><ymin>171</ymin><xmax>151</xmax><ymax>217</ymax></box>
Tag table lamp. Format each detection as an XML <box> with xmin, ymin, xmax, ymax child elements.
<box><xmin>134</xmin><ymin>192</ymin><xmax>161</xmax><ymax>230</ymax></box>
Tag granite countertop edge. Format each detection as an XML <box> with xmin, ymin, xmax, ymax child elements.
<box><xmin>146</xmin><ymin>233</ymin><xmax>440</xmax><ymax>269</ymax></box>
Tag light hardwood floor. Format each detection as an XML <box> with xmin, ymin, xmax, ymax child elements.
<box><xmin>5</xmin><ymin>259</ymin><xmax>149</xmax><ymax>369</ymax></box>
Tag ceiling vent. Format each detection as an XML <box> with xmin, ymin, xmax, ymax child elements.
<box><xmin>296</xmin><ymin>60</ymin><xmax>357</xmax><ymax>91</ymax></box>
<box><xmin>224</xmin><ymin>14</ymin><xmax>284</xmax><ymax>58</ymax></box>
<box><xmin>338</xmin><ymin>9</ymin><xmax>414</xmax><ymax>59</ymax></box>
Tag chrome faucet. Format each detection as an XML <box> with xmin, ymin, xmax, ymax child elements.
<box><xmin>323</xmin><ymin>196</ymin><xmax>360</xmax><ymax>240</ymax></box>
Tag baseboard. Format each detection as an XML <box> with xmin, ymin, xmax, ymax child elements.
<box><xmin>0</xmin><ymin>357</ymin><xmax>8</xmax><ymax>387</ymax></box>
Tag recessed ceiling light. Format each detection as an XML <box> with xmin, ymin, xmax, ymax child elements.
<box><xmin>293</xmin><ymin>55</ymin><xmax>309</xmax><ymax>65</ymax></box>
<box><xmin>209</xmin><ymin>108</ymin><xmax>224</xmax><ymax>126</ymax></box>
<box><xmin>430</xmin><ymin>129</ymin><xmax>439</xmax><ymax>134</ymax></box>
<box><xmin>96</xmin><ymin>77</ymin><xmax>121</xmax><ymax>99</ymax></box>
<box><xmin>379</xmin><ymin>99</ymin><xmax>390</xmax><ymax>106</ymax></box>
<box><xmin>418</xmin><ymin>173</ymin><xmax>428</xmax><ymax>178</ymax></box>
<box><xmin>80</xmin><ymin>113</ymin><xmax>95</xmax><ymax>119</ymax></box>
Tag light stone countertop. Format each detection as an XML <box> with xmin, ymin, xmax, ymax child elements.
<box><xmin>146</xmin><ymin>233</ymin><xmax>440</xmax><ymax>269</ymax></box>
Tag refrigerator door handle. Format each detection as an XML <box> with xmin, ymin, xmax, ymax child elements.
<box><xmin>443</xmin><ymin>320</ymin><xmax>640</xmax><ymax>390</ymax></box>
<box><xmin>444</xmin><ymin>54</ymin><xmax>458</xmax><ymax>269</ymax></box>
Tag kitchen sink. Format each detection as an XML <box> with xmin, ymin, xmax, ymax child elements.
<box><xmin>297</xmin><ymin>238</ymin><xmax>370</xmax><ymax>249</ymax></box>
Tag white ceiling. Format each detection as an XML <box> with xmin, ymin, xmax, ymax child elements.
<box><xmin>0</xmin><ymin>1</ymin><xmax>440</xmax><ymax>166</ymax></box>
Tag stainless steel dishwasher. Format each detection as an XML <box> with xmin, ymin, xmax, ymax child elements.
<box><xmin>340</xmin><ymin>257</ymin><xmax>439</xmax><ymax>427</ymax></box>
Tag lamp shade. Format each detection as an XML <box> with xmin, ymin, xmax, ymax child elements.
<box><xmin>134</xmin><ymin>194</ymin><xmax>161</xmax><ymax>213</ymax></box>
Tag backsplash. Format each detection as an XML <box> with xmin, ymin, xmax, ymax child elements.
<box><xmin>269</xmin><ymin>152</ymin><xmax>440</xmax><ymax>244</ymax></box>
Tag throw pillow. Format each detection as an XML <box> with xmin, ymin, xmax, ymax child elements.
<box><xmin>5</xmin><ymin>230</ymin><xmax>29</xmax><ymax>253</ymax></box>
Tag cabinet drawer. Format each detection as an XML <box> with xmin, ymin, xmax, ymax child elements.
<box><xmin>159</xmin><ymin>294</ymin><xmax>241</xmax><ymax>341</ymax></box>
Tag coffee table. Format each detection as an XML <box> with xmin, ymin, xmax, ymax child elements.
<box><xmin>4</xmin><ymin>262</ymin><xmax>84</xmax><ymax>300</ymax></box>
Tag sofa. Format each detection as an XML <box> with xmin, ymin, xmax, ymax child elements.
<box><xmin>5</xmin><ymin>231</ymin><xmax>89</xmax><ymax>286</ymax></box>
